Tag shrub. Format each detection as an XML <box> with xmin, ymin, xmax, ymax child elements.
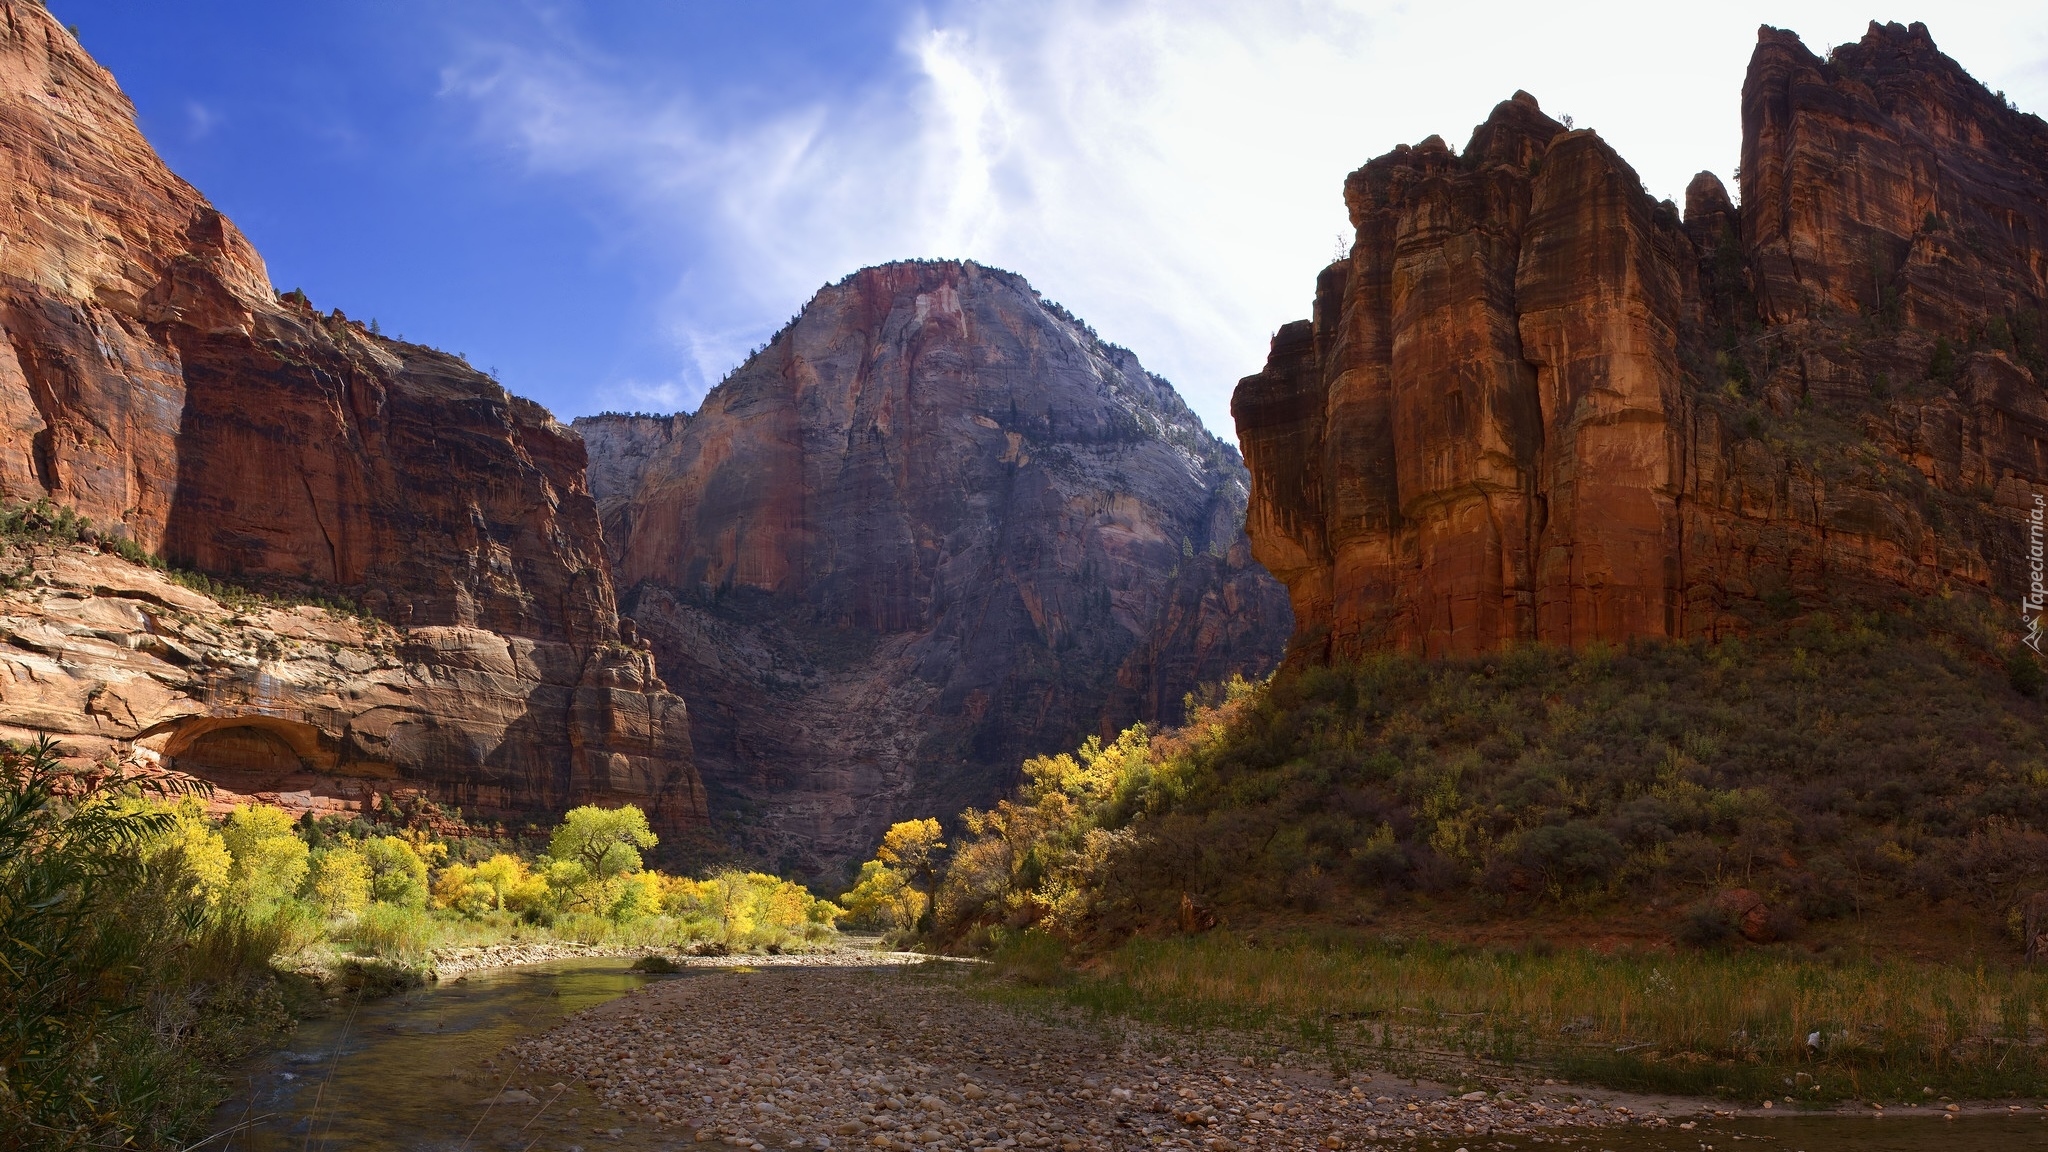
<box><xmin>1675</xmin><ymin>901</ymin><xmax>1739</xmax><ymax>948</ymax></box>
<box><xmin>434</xmin><ymin>853</ymin><xmax>552</xmax><ymax>918</ymax></box>
<box><xmin>1</xmin><ymin>739</ymin><xmax>292</xmax><ymax>1147</ymax></box>
<box><xmin>348</xmin><ymin>902</ymin><xmax>433</xmax><ymax>962</ymax></box>
<box><xmin>2008</xmin><ymin>648</ymin><xmax>2045</xmax><ymax>697</ymax></box>
<box><xmin>1511</xmin><ymin>822</ymin><xmax>1626</xmax><ymax>894</ymax></box>
<box><xmin>663</xmin><ymin>870</ymin><xmax>841</xmax><ymax>949</ymax></box>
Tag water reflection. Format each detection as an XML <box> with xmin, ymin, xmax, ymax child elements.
<box><xmin>209</xmin><ymin>959</ymin><xmax>681</xmax><ymax>1151</ymax></box>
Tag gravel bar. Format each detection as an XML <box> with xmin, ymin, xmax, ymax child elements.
<box><xmin>512</xmin><ymin>963</ymin><xmax>1681</xmax><ymax>1151</ymax></box>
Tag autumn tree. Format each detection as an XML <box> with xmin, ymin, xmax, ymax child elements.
<box><xmin>548</xmin><ymin>804</ymin><xmax>657</xmax><ymax>879</ymax></box>
<box><xmin>872</xmin><ymin>818</ymin><xmax>946</xmax><ymax>932</ymax></box>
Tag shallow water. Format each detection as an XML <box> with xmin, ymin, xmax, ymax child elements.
<box><xmin>208</xmin><ymin>958</ymin><xmax>685</xmax><ymax>1152</ymax></box>
<box><xmin>206</xmin><ymin>960</ymin><xmax>2048</xmax><ymax>1151</ymax></box>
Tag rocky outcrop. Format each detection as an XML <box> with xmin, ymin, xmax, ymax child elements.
<box><xmin>0</xmin><ymin>1</ymin><xmax>701</xmax><ymax>829</ymax></box>
<box><xmin>579</xmin><ymin>261</ymin><xmax>1290</xmax><ymax>871</ymax></box>
<box><xmin>0</xmin><ymin>542</ymin><xmax>706</xmax><ymax>829</ymax></box>
<box><xmin>1238</xmin><ymin>22</ymin><xmax>2048</xmax><ymax>660</ymax></box>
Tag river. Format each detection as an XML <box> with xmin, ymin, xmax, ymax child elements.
<box><xmin>207</xmin><ymin>958</ymin><xmax>2048</xmax><ymax>1151</ymax></box>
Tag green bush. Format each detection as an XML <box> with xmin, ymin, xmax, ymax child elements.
<box><xmin>1675</xmin><ymin>901</ymin><xmax>1739</xmax><ymax>948</ymax></box>
<box><xmin>348</xmin><ymin>902</ymin><xmax>434</xmax><ymax>962</ymax></box>
<box><xmin>2008</xmin><ymin>648</ymin><xmax>2045</xmax><ymax>698</ymax></box>
<box><xmin>0</xmin><ymin>738</ymin><xmax>293</xmax><ymax>1148</ymax></box>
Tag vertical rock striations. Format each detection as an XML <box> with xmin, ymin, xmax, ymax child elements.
<box><xmin>0</xmin><ymin>1</ymin><xmax>702</xmax><ymax>830</ymax></box>
<box><xmin>580</xmin><ymin>261</ymin><xmax>1290</xmax><ymax>871</ymax></box>
<box><xmin>1238</xmin><ymin>23</ymin><xmax>2048</xmax><ymax>661</ymax></box>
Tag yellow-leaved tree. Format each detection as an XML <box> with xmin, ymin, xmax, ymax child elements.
<box><xmin>841</xmin><ymin>818</ymin><xmax>946</xmax><ymax>934</ymax></box>
<box><xmin>935</xmin><ymin>721</ymin><xmax>1168</xmax><ymax>941</ymax></box>
<box><xmin>311</xmin><ymin>843</ymin><xmax>372</xmax><ymax>918</ymax></box>
<box><xmin>220</xmin><ymin>804</ymin><xmax>310</xmax><ymax>917</ymax></box>
<box><xmin>545</xmin><ymin>804</ymin><xmax>657</xmax><ymax>912</ymax></box>
<box><xmin>140</xmin><ymin>795</ymin><xmax>232</xmax><ymax>909</ymax></box>
<box><xmin>840</xmin><ymin>858</ymin><xmax>922</xmax><ymax>929</ymax></box>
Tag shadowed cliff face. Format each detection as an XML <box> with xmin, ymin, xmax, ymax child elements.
<box><xmin>0</xmin><ymin>1</ymin><xmax>702</xmax><ymax>830</ymax></box>
<box><xmin>580</xmin><ymin>261</ymin><xmax>1291</xmax><ymax>872</ymax></box>
<box><xmin>1237</xmin><ymin>21</ymin><xmax>2048</xmax><ymax>661</ymax></box>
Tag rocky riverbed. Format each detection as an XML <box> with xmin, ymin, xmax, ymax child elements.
<box><xmin>511</xmin><ymin>962</ymin><xmax>1700</xmax><ymax>1151</ymax></box>
<box><xmin>432</xmin><ymin>940</ymin><xmax>941</xmax><ymax>980</ymax></box>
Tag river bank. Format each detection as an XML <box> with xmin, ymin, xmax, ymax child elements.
<box><xmin>512</xmin><ymin>960</ymin><xmax>1712</xmax><ymax>1150</ymax></box>
<box><xmin>207</xmin><ymin>949</ymin><xmax>2048</xmax><ymax>1152</ymax></box>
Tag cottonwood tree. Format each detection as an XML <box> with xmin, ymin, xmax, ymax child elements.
<box><xmin>548</xmin><ymin>804</ymin><xmax>658</xmax><ymax>879</ymax></box>
<box><xmin>877</xmin><ymin>818</ymin><xmax>946</xmax><ymax>931</ymax></box>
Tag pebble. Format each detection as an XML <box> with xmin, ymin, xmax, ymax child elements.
<box><xmin>511</xmin><ymin>964</ymin><xmax>1656</xmax><ymax>1150</ymax></box>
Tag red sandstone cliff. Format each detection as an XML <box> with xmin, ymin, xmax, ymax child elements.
<box><xmin>579</xmin><ymin>261</ymin><xmax>1290</xmax><ymax>870</ymax></box>
<box><xmin>0</xmin><ymin>1</ymin><xmax>702</xmax><ymax>829</ymax></box>
<box><xmin>1237</xmin><ymin>22</ymin><xmax>2047</xmax><ymax>660</ymax></box>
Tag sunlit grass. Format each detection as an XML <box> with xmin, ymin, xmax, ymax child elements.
<box><xmin>994</xmin><ymin>933</ymin><xmax>2048</xmax><ymax>1102</ymax></box>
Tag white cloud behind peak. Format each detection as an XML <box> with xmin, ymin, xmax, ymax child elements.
<box><xmin>445</xmin><ymin>0</ymin><xmax>2048</xmax><ymax>438</ymax></box>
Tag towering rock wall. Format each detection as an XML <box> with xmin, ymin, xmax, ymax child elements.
<box><xmin>0</xmin><ymin>0</ymin><xmax>702</xmax><ymax>830</ymax></box>
<box><xmin>1238</xmin><ymin>22</ymin><xmax>2048</xmax><ymax>661</ymax></box>
<box><xmin>580</xmin><ymin>260</ymin><xmax>1290</xmax><ymax>871</ymax></box>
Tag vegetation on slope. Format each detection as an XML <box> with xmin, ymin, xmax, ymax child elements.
<box><xmin>0</xmin><ymin>497</ymin><xmax>370</xmax><ymax>618</ymax></box>
<box><xmin>934</xmin><ymin>604</ymin><xmax>2046</xmax><ymax>951</ymax></box>
<box><xmin>891</xmin><ymin>601</ymin><xmax>2048</xmax><ymax>1098</ymax></box>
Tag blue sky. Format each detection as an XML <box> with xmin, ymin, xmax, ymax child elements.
<box><xmin>58</xmin><ymin>2</ymin><xmax>2048</xmax><ymax>439</ymax></box>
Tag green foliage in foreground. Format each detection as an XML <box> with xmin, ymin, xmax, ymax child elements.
<box><xmin>992</xmin><ymin>932</ymin><xmax>2048</xmax><ymax>1103</ymax></box>
<box><xmin>0</xmin><ymin>740</ymin><xmax>291</xmax><ymax>1150</ymax></box>
<box><xmin>2</xmin><ymin>741</ymin><xmax>844</xmax><ymax>1148</ymax></box>
<box><xmin>938</xmin><ymin>609</ymin><xmax>2048</xmax><ymax>950</ymax></box>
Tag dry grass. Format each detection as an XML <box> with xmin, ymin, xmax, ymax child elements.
<box><xmin>1030</xmin><ymin>934</ymin><xmax>2048</xmax><ymax>1102</ymax></box>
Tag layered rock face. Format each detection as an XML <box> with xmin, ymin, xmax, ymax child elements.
<box><xmin>0</xmin><ymin>541</ymin><xmax>705</xmax><ymax>828</ymax></box>
<box><xmin>580</xmin><ymin>261</ymin><xmax>1290</xmax><ymax>870</ymax></box>
<box><xmin>1238</xmin><ymin>22</ymin><xmax>2048</xmax><ymax>660</ymax></box>
<box><xmin>0</xmin><ymin>1</ymin><xmax>701</xmax><ymax>829</ymax></box>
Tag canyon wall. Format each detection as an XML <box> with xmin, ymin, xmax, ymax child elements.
<box><xmin>580</xmin><ymin>261</ymin><xmax>1290</xmax><ymax>872</ymax></box>
<box><xmin>0</xmin><ymin>0</ymin><xmax>702</xmax><ymax>829</ymax></box>
<box><xmin>1237</xmin><ymin>21</ymin><xmax>2048</xmax><ymax>660</ymax></box>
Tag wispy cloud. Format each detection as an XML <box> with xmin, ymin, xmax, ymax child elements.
<box><xmin>183</xmin><ymin>99</ymin><xmax>217</xmax><ymax>140</ymax></box>
<box><xmin>443</xmin><ymin>0</ymin><xmax>2048</xmax><ymax>436</ymax></box>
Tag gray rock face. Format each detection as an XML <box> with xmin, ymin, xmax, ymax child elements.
<box><xmin>577</xmin><ymin>260</ymin><xmax>1290</xmax><ymax>873</ymax></box>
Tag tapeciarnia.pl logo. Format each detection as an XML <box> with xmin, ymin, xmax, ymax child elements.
<box><xmin>2028</xmin><ymin>493</ymin><xmax>2046</xmax><ymax>654</ymax></box>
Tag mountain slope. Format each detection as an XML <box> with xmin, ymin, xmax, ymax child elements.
<box><xmin>0</xmin><ymin>1</ymin><xmax>702</xmax><ymax>830</ymax></box>
<box><xmin>579</xmin><ymin>260</ymin><xmax>1290</xmax><ymax>872</ymax></box>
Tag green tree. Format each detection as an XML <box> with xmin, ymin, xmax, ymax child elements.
<box><xmin>547</xmin><ymin>804</ymin><xmax>657</xmax><ymax>880</ymax></box>
<box><xmin>361</xmin><ymin>835</ymin><xmax>428</xmax><ymax>908</ymax></box>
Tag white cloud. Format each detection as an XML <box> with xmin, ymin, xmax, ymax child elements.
<box><xmin>446</xmin><ymin>0</ymin><xmax>2048</xmax><ymax>438</ymax></box>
